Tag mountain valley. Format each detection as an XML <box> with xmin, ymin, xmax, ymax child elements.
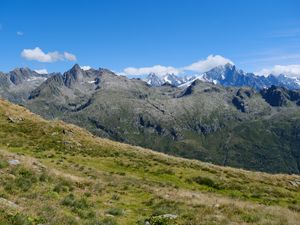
<box><xmin>0</xmin><ymin>98</ymin><xmax>299</xmax><ymax>224</ymax></box>
<box><xmin>0</xmin><ymin>64</ymin><xmax>300</xmax><ymax>174</ymax></box>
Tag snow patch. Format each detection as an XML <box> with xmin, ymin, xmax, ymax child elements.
<box><xmin>34</xmin><ymin>69</ymin><xmax>48</xmax><ymax>74</ymax></box>
<box><xmin>26</xmin><ymin>77</ymin><xmax>47</xmax><ymax>82</ymax></box>
<box><xmin>81</xmin><ymin>66</ymin><xmax>92</xmax><ymax>71</ymax></box>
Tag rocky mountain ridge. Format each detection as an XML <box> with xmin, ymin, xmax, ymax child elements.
<box><xmin>145</xmin><ymin>64</ymin><xmax>300</xmax><ymax>90</ymax></box>
<box><xmin>1</xmin><ymin>64</ymin><xmax>300</xmax><ymax>174</ymax></box>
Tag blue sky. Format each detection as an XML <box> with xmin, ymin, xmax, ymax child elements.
<box><xmin>0</xmin><ymin>0</ymin><xmax>300</xmax><ymax>76</ymax></box>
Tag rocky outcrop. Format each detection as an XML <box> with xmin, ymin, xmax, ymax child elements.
<box><xmin>232</xmin><ymin>88</ymin><xmax>255</xmax><ymax>112</ymax></box>
<box><xmin>260</xmin><ymin>86</ymin><xmax>300</xmax><ymax>107</ymax></box>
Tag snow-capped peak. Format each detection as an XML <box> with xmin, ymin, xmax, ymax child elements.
<box><xmin>145</xmin><ymin>64</ymin><xmax>300</xmax><ymax>90</ymax></box>
<box><xmin>145</xmin><ymin>73</ymin><xmax>184</xmax><ymax>87</ymax></box>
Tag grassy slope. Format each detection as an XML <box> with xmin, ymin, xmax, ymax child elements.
<box><xmin>0</xmin><ymin>99</ymin><xmax>300</xmax><ymax>225</ymax></box>
<box><xmin>26</xmin><ymin>79</ymin><xmax>300</xmax><ymax>174</ymax></box>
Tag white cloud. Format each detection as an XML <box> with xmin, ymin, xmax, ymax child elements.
<box><xmin>17</xmin><ymin>31</ymin><xmax>23</xmax><ymax>36</ymax></box>
<box><xmin>184</xmin><ymin>55</ymin><xmax>234</xmax><ymax>73</ymax></box>
<box><xmin>21</xmin><ymin>47</ymin><xmax>76</xmax><ymax>63</ymax></box>
<box><xmin>21</xmin><ymin>47</ymin><xmax>62</xmax><ymax>62</ymax></box>
<box><xmin>256</xmin><ymin>65</ymin><xmax>300</xmax><ymax>77</ymax></box>
<box><xmin>122</xmin><ymin>55</ymin><xmax>233</xmax><ymax>76</ymax></box>
<box><xmin>123</xmin><ymin>65</ymin><xmax>181</xmax><ymax>76</ymax></box>
<box><xmin>64</xmin><ymin>52</ymin><xmax>77</xmax><ymax>61</ymax></box>
<box><xmin>34</xmin><ymin>69</ymin><xmax>48</xmax><ymax>74</ymax></box>
<box><xmin>80</xmin><ymin>65</ymin><xmax>91</xmax><ymax>71</ymax></box>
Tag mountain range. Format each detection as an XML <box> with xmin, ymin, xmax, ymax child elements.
<box><xmin>0</xmin><ymin>64</ymin><xmax>300</xmax><ymax>174</ymax></box>
<box><xmin>145</xmin><ymin>63</ymin><xmax>300</xmax><ymax>90</ymax></box>
<box><xmin>0</xmin><ymin>68</ymin><xmax>51</xmax><ymax>104</ymax></box>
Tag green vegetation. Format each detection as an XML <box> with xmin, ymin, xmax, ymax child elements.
<box><xmin>25</xmin><ymin>74</ymin><xmax>300</xmax><ymax>174</ymax></box>
<box><xmin>190</xmin><ymin>176</ymin><xmax>220</xmax><ymax>189</ymax></box>
<box><xmin>0</xmin><ymin>99</ymin><xmax>299</xmax><ymax>224</ymax></box>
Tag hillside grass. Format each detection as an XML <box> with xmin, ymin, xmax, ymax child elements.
<box><xmin>0</xmin><ymin>99</ymin><xmax>300</xmax><ymax>224</ymax></box>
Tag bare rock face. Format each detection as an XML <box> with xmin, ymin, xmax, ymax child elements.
<box><xmin>7</xmin><ymin>116</ymin><xmax>24</xmax><ymax>123</ymax></box>
<box><xmin>0</xmin><ymin>67</ymin><xmax>51</xmax><ymax>104</ymax></box>
<box><xmin>260</xmin><ymin>85</ymin><xmax>300</xmax><ymax>107</ymax></box>
<box><xmin>232</xmin><ymin>88</ymin><xmax>255</xmax><ymax>112</ymax></box>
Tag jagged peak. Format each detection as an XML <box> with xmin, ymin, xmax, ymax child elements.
<box><xmin>69</xmin><ymin>64</ymin><xmax>82</xmax><ymax>73</ymax></box>
<box><xmin>210</xmin><ymin>63</ymin><xmax>235</xmax><ymax>71</ymax></box>
<box><xmin>10</xmin><ymin>67</ymin><xmax>36</xmax><ymax>74</ymax></box>
<box><xmin>148</xmin><ymin>72</ymin><xmax>159</xmax><ymax>77</ymax></box>
<box><xmin>224</xmin><ymin>63</ymin><xmax>235</xmax><ymax>69</ymax></box>
<box><xmin>99</xmin><ymin>67</ymin><xmax>115</xmax><ymax>74</ymax></box>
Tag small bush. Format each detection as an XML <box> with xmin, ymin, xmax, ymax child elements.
<box><xmin>14</xmin><ymin>168</ymin><xmax>38</xmax><ymax>192</ymax></box>
<box><xmin>0</xmin><ymin>160</ymin><xmax>9</xmax><ymax>169</ymax></box>
<box><xmin>288</xmin><ymin>204</ymin><xmax>300</xmax><ymax>212</ymax></box>
<box><xmin>1</xmin><ymin>213</ymin><xmax>45</xmax><ymax>225</ymax></box>
<box><xmin>61</xmin><ymin>194</ymin><xmax>94</xmax><ymax>219</ymax></box>
<box><xmin>151</xmin><ymin>200</ymin><xmax>180</xmax><ymax>216</ymax></box>
<box><xmin>75</xmin><ymin>198</ymin><xmax>90</xmax><ymax>209</ymax></box>
<box><xmin>98</xmin><ymin>217</ymin><xmax>118</xmax><ymax>225</ymax></box>
<box><xmin>116</xmin><ymin>171</ymin><xmax>126</xmax><ymax>176</ymax></box>
<box><xmin>74</xmin><ymin>208</ymin><xmax>95</xmax><ymax>219</ymax></box>
<box><xmin>6</xmin><ymin>213</ymin><xmax>31</xmax><ymax>225</ymax></box>
<box><xmin>46</xmin><ymin>191</ymin><xmax>60</xmax><ymax>199</ymax></box>
<box><xmin>39</xmin><ymin>172</ymin><xmax>49</xmax><ymax>182</ymax></box>
<box><xmin>106</xmin><ymin>208</ymin><xmax>123</xmax><ymax>216</ymax></box>
<box><xmin>111</xmin><ymin>194</ymin><xmax>120</xmax><ymax>200</ymax></box>
<box><xmin>147</xmin><ymin>215</ymin><xmax>177</xmax><ymax>225</ymax></box>
<box><xmin>192</xmin><ymin>176</ymin><xmax>220</xmax><ymax>189</ymax></box>
<box><xmin>53</xmin><ymin>183</ymin><xmax>69</xmax><ymax>193</ymax></box>
<box><xmin>241</xmin><ymin>213</ymin><xmax>260</xmax><ymax>223</ymax></box>
<box><xmin>61</xmin><ymin>194</ymin><xmax>90</xmax><ymax>209</ymax></box>
<box><xmin>61</xmin><ymin>193</ymin><xmax>75</xmax><ymax>207</ymax></box>
<box><xmin>4</xmin><ymin>183</ymin><xmax>13</xmax><ymax>193</ymax></box>
<box><xmin>53</xmin><ymin>180</ymin><xmax>73</xmax><ymax>193</ymax></box>
<box><xmin>16</xmin><ymin>177</ymin><xmax>33</xmax><ymax>191</ymax></box>
<box><xmin>84</xmin><ymin>192</ymin><xmax>92</xmax><ymax>197</ymax></box>
<box><xmin>154</xmin><ymin>168</ymin><xmax>175</xmax><ymax>175</ymax></box>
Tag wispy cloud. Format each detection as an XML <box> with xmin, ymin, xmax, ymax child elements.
<box><xmin>255</xmin><ymin>65</ymin><xmax>300</xmax><ymax>77</ymax></box>
<box><xmin>63</xmin><ymin>52</ymin><xmax>77</xmax><ymax>61</ymax></box>
<box><xmin>123</xmin><ymin>65</ymin><xmax>181</xmax><ymax>76</ymax></box>
<box><xmin>184</xmin><ymin>55</ymin><xmax>233</xmax><ymax>73</ymax></box>
<box><xmin>241</xmin><ymin>53</ymin><xmax>300</xmax><ymax>64</ymax></box>
<box><xmin>21</xmin><ymin>47</ymin><xmax>76</xmax><ymax>63</ymax></box>
<box><xmin>122</xmin><ymin>53</ymin><xmax>300</xmax><ymax>78</ymax></box>
<box><xmin>122</xmin><ymin>55</ymin><xmax>233</xmax><ymax>76</ymax></box>
<box><xmin>16</xmin><ymin>31</ymin><xmax>24</xmax><ymax>36</ymax></box>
